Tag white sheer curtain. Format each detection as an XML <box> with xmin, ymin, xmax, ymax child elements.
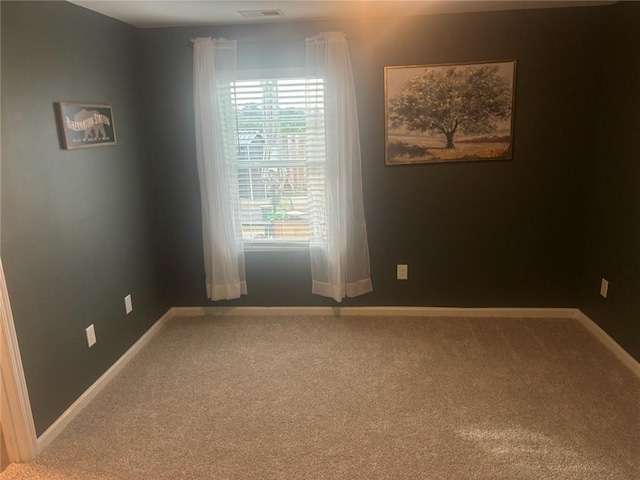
<box><xmin>306</xmin><ymin>32</ymin><xmax>373</xmax><ymax>302</ymax></box>
<box><xmin>193</xmin><ymin>38</ymin><xmax>247</xmax><ymax>300</ymax></box>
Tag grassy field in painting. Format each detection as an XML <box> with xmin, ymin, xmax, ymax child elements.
<box><xmin>387</xmin><ymin>132</ymin><xmax>511</xmax><ymax>164</ymax></box>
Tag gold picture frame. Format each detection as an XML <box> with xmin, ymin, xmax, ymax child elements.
<box><xmin>384</xmin><ymin>60</ymin><xmax>516</xmax><ymax>165</ymax></box>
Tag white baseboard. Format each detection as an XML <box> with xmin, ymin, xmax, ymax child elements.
<box><xmin>574</xmin><ymin>311</ymin><xmax>640</xmax><ymax>379</ymax></box>
<box><xmin>36</xmin><ymin>308</ymin><xmax>173</xmax><ymax>452</ymax></box>
<box><xmin>170</xmin><ymin>306</ymin><xmax>579</xmax><ymax>319</ymax></box>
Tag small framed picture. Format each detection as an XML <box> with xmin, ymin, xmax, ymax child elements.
<box><xmin>385</xmin><ymin>60</ymin><xmax>516</xmax><ymax>165</ymax></box>
<box><xmin>56</xmin><ymin>103</ymin><xmax>117</xmax><ymax>149</ymax></box>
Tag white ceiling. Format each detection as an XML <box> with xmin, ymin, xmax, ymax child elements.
<box><xmin>69</xmin><ymin>1</ymin><xmax>615</xmax><ymax>28</ymax></box>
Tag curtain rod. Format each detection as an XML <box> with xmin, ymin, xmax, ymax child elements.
<box><xmin>190</xmin><ymin>34</ymin><xmax>359</xmax><ymax>44</ymax></box>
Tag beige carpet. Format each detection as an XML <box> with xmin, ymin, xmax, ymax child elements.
<box><xmin>2</xmin><ymin>315</ymin><xmax>639</xmax><ymax>479</ymax></box>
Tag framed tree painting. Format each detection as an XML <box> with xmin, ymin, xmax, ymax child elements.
<box><xmin>384</xmin><ymin>60</ymin><xmax>516</xmax><ymax>165</ymax></box>
<box><xmin>56</xmin><ymin>102</ymin><xmax>117</xmax><ymax>149</ymax></box>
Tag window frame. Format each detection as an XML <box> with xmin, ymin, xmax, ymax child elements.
<box><xmin>232</xmin><ymin>67</ymin><xmax>322</xmax><ymax>251</ymax></box>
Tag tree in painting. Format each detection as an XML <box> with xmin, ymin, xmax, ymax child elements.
<box><xmin>389</xmin><ymin>65</ymin><xmax>512</xmax><ymax>150</ymax></box>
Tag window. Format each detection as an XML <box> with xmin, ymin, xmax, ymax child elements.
<box><xmin>230</xmin><ymin>71</ymin><xmax>325</xmax><ymax>248</ymax></box>
<box><xmin>193</xmin><ymin>35</ymin><xmax>371</xmax><ymax>301</ymax></box>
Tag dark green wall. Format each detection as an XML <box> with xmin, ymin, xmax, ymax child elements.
<box><xmin>2</xmin><ymin>1</ymin><xmax>638</xmax><ymax>438</ymax></box>
<box><xmin>137</xmin><ymin>7</ymin><xmax>606</xmax><ymax>309</ymax></box>
<box><xmin>578</xmin><ymin>1</ymin><xmax>640</xmax><ymax>361</ymax></box>
<box><xmin>1</xmin><ymin>2</ymin><xmax>168</xmax><ymax>435</ymax></box>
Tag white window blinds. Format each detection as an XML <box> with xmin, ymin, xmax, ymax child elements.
<box><xmin>231</xmin><ymin>75</ymin><xmax>325</xmax><ymax>247</ymax></box>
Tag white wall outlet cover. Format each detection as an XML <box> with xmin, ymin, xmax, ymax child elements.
<box><xmin>600</xmin><ymin>278</ymin><xmax>609</xmax><ymax>298</ymax></box>
<box><xmin>86</xmin><ymin>324</ymin><xmax>97</xmax><ymax>348</ymax></box>
<box><xmin>397</xmin><ymin>264</ymin><xmax>408</xmax><ymax>280</ymax></box>
<box><xmin>125</xmin><ymin>294</ymin><xmax>133</xmax><ymax>314</ymax></box>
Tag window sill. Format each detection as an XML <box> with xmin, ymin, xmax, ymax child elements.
<box><xmin>244</xmin><ymin>242</ymin><xmax>310</xmax><ymax>253</ymax></box>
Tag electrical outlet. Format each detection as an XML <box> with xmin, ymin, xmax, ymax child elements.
<box><xmin>125</xmin><ymin>294</ymin><xmax>133</xmax><ymax>314</ymax></box>
<box><xmin>86</xmin><ymin>324</ymin><xmax>96</xmax><ymax>348</ymax></box>
<box><xmin>397</xmin><ymin>264</ymin><xmax>408</xmax><ymax>280</ymax></box>
<box><xmin>600</xmin><ymin>278</ymin><xmax>609</xmax><ymax>298</ymax></box>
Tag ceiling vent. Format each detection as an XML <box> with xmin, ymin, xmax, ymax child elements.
<box><xmin>238</xmin><ymin>9</ymin><xmax>285</xmax><ymax>18</ymax></box>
